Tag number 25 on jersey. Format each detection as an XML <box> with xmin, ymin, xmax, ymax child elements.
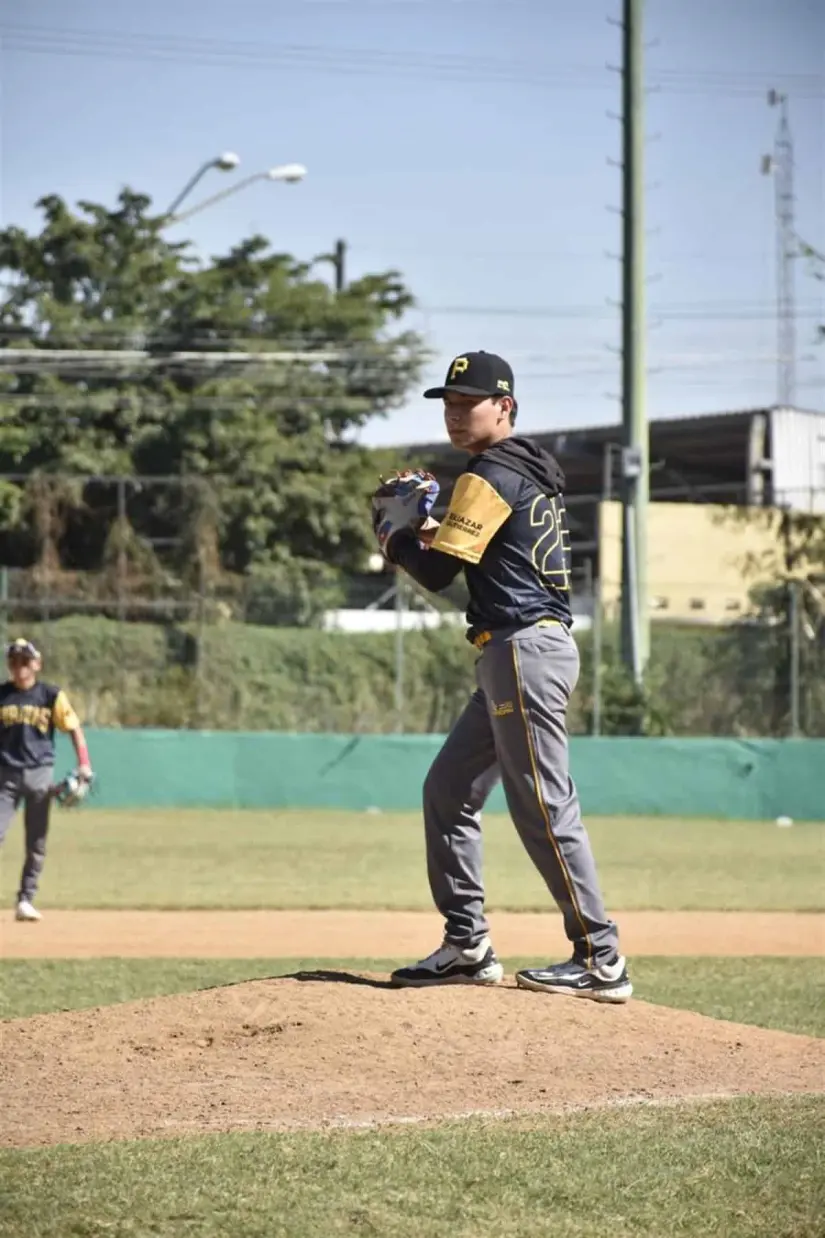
<box><xmin>529</xmin><ymin>494</ymin><xmax>572</xmax><ymax>591</ymax></box>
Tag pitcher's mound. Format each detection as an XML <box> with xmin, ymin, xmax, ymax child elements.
<box><xmin>3</xmin><ymin>973</ymin><xmax>823</xmax><ymax>1148</ymax></box>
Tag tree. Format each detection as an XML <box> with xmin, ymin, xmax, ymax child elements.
<box><xmin>710</xmin><ymin>505</ymin><xmax>825</xmax><ymax>735</ymax></box>
<box><xmin>0</xmin><ymin>190</ymin><xmax>427</xmax><ymax>616</ymax></box>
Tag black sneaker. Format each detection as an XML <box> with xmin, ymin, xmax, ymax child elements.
<box><xmin>516</xmin><ymin>955</ymin><xmax>633</xmax><ymax>1003</ymax></box>
<box><xmin>390</xmin><ymin>936</ymin><xmax>504</xmax><ymax>987</ymax></box>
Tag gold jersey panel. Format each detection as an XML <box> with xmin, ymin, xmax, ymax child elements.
<box><xmin>432</xmin><ymin>473</ymin><xmax>513</xmax><ymax>565</ymax></box>
<box><xmin>53</xmin><ymin>689</ymin><xmax>80</xmax><ymax>733</ymax></box>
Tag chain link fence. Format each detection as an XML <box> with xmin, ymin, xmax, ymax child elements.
<box><xmin>1</xmin><ymin>562</ymin><xmax>823</xmax><ymax>738</ymax></box>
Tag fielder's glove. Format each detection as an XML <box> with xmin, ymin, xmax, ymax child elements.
<box><xmin>371</xmin><ymin>469</ymin><xmax>440</xmax><ymax>555</ymax></box>
<box><xmin>53</xmin><ymin>768</ymin><xmax>95</xmax><ymax>808</ymax></box>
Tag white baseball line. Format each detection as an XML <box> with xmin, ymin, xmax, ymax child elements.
<box><xmin>160</xmin><ymin>1088</ymin><xmax>824</xmax><ymax>1136</ymax></box>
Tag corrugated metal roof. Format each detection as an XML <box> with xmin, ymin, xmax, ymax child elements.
<box><xmin>396</xmin><ymin>405</ymin><xmax>824</xmax><ymax>456</ymax></box>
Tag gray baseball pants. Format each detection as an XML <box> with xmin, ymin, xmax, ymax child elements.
<box><xmin>0</xmin><ymin>765</ymin><xmax>54</xmax><ymax>904</ymax></box>
<box><xmin>423</xmin><ymin>621</ymin><xmax>619</xmax><ymax>967</ymax></box>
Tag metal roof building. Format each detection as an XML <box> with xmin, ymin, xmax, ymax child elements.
<box><xmin>403</xmin><ymin>404</ymin><xmax>825</xmax><ymax>589</ymax></box>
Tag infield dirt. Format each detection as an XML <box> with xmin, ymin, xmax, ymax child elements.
<box><xmin>4</xmin><ymin>908</ymin><xmax>823</xmax><ymax>1150</ymax></box>
<box><xmin>3</xmin><ymin>972</ymin><xmax>824</xmax><ymax>1149</ymax></box>
<box><xmin>3</xmin><ymin>908</ymin><xmax>823</xmax><ymax>957</ymax></box>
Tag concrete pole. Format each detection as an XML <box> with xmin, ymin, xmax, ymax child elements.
<box><xmin>620</xmin><ymin>0</ymin><xmax>650</xmax><ymax>683</ymax></box>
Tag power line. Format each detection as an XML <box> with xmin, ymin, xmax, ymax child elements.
<box><xmin>2</xmin><ymin>302</ymin><xmax>820</xmax><ymax>346</ymax></box>
<box><xmin>2</xmin><ymin>24</ymin><xmax>823</xmax><ymax>97</ymax></box>
<box><xmin>421</xmin><ymin>304</ymin><xmax>823</xmax><ymax>320</ymax></box>
<box><xmin>0</xmin><ymin>342</ymin><xmax>796</xmax><ymax>365</ymax></box>
<box><xmin>2</xmin><ymin>349</ymin><xmax>815</xmax><ymax>396</ymax></box>
<box><xmin>351</xmin><ymin>244</ymin><xmax>777</xmax><ymax>263</ymax></box>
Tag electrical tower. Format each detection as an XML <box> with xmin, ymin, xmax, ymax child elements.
<box><xmin>762</xmin><ymin>90</ymin><xmax>796</xmax><ymax>408</ymax></box>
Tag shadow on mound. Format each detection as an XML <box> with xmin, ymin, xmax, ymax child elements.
<box><xmin>197</xmin><ymin>969</ymin><xmax>397</xmax><ymax>995</ymax></box>
<box><xmin>286</xmin><ymin>969</ymin><xmax>397</xmax><ymax>990</ymax></box>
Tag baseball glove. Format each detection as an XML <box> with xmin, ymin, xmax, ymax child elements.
<box><xmin>52</xmin><ymin>769</ymin><xmax>95</xmax><ymax>808</ymax></box>
<box><xmin>371</xmin><ymin>469</ymin><xmax>440</xmax><ymax>554</ymax></box>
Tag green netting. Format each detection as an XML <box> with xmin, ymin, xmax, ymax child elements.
<box><xmin>76</xmin><ymin>731</ymin><xmax>825</xmax><ymax>821</ymax></box>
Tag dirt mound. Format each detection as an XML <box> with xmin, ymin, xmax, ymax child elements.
<box><xmin>3</xmin><ymin>973</ymin><xmax>823</xmax><ymax>1149</ymax></box>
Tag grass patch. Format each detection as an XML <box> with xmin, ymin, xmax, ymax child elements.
<box><xmin>2</xmin><ymin>1097</ymin><xmax>823</xmax><ymax>1237</ymax></box>
<box><xmin>630</xmin><ymin>956</ymin><xmax>825</xmax><ymax>1038</ymax></box>
<box><xmin>1</xmin><ymin>809</ymin><xmax>822</xmax><ymax>910</ymax></box>
<box><xmin>3</xmin><ymin>956</ymin><xmax>824</xmax><ymax>1037</ymax></box>
<box><xmin>0</xmin><ymin>958</ymin><xmax>284</xmax><ymax>1021</ymax></box>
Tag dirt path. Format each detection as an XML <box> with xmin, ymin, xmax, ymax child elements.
<box><xmin>2</xmin><ymin>909</ymin><xmax>823</xmax><ymax>958</ymax></box>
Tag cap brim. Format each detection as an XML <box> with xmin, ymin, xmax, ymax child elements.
<box><xmin>423</xmin><ymin>384</ymin><xmax>497</xmax><ymax>399</ymax></box>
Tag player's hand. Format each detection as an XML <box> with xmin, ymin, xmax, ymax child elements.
<box><xmin>417</xmin><ymin>519</ymin><xmax>440</xmax><ymax>547</ymax></box>
<box><xmin>78</xmin><ymin>763</ymin><xmax>93</xmax><ymax>781</ymax></box>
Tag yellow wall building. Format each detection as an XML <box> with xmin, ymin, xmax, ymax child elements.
<box><xmin>598</xmin><ymin>501</ymin><xmax>809</xmax><ymax>625</ymax></box>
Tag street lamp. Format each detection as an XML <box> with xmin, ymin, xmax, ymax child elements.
<box><xmin>165</xmin><ymin>164</ymin><xmax>308</xmax><ymax>225</ymax></box>
<box><xmin>164</xmin><ymin>151</ymin><xmax>241</xmax><ymax>218</ymax></box>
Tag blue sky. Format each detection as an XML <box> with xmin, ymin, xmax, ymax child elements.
<box><xmin>1</xmin><ymin>0</ymin><xmax>823</xmax><ymax>445</ymax></box>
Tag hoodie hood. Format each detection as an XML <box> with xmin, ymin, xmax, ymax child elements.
<box><xmin>470</xmin><ymin>435</ymin><xmax>565</xmax><ymax>496</ymax></box>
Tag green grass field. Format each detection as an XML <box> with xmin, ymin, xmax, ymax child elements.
<box><xmin>3</xmin><ymin>806</ymin><xmax>823</xmax><ymax>1237</ymax></box>
<box><xmin>2</xmin><ymin>956</ymin><xmax>825</xmax><ymax>1035</ymax></box>
<box><xmin>3</xmin><ymin>1097</ymin><xmax>823</xmax><ymax>1238</ymax></box>
<box><xmin>1</xmin><ymin>809</ymin><xmax>823</xmax><ymax>910</ymax></box>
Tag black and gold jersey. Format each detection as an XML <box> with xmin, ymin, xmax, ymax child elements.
<box><xmin>389</xmin><ymin>436</ymin><xmax>573</xmax><ymax>635</ymax></box>
<box><xmin>0</xmin><ymin>680</ymin><xmax>80</xmax><ymax>769</ymax></box>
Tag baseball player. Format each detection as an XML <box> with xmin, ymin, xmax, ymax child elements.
<box><xmin>0</xmin><ymin>637</ymin><xmax>93</xmax><ymax>921</ymax></box>
<box><xmin>372</xmin><ymin>351</ymin><xmax>631</xmax><ymax>1001</ymax></box>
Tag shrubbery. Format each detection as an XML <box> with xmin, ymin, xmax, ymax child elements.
<box><xmin>14</xmin><ymin>614</ymin><xmax>823</xmax><ymax>736</ymax></box>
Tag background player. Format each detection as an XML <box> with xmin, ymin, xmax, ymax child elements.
<box><xmin>0</xmin><ymin>637</ymin><xmax>94</xmax><ymax>921</ymax></box>
<box><xmin>374</xmin><ymin>351</ymin><xmax>632</xmax><ymax>1002</ymax></box>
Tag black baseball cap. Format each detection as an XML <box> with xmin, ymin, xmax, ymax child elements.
<box><xmin>424</xmin><ymin>350</ymin><xmax>515</xmax><ymax>401</ymax></box>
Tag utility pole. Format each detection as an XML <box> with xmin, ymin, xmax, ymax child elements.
<box><xmin>762</xmin><ymin>91</ymin><xmax>796</xmax><ymax>408</ymax></box>
<box><xmin>332</xmin><ymin>238</ymin><xmax>347</xmax><ymax>293</ymax></box>
<box><xmin>313</xmin><ymin>239</ymin><xmax>347</xmax><ymax>292</ymax></box>
<box><xmin>619</xmin><ymin>0</ymin><xmax>649</xmax><ymax>684</ymax></box>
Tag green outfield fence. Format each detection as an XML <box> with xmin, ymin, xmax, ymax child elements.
<box><xmin>74</xmin><ymin>731</ymin><xmax>825</xmax><ymax>821</ymax></box>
